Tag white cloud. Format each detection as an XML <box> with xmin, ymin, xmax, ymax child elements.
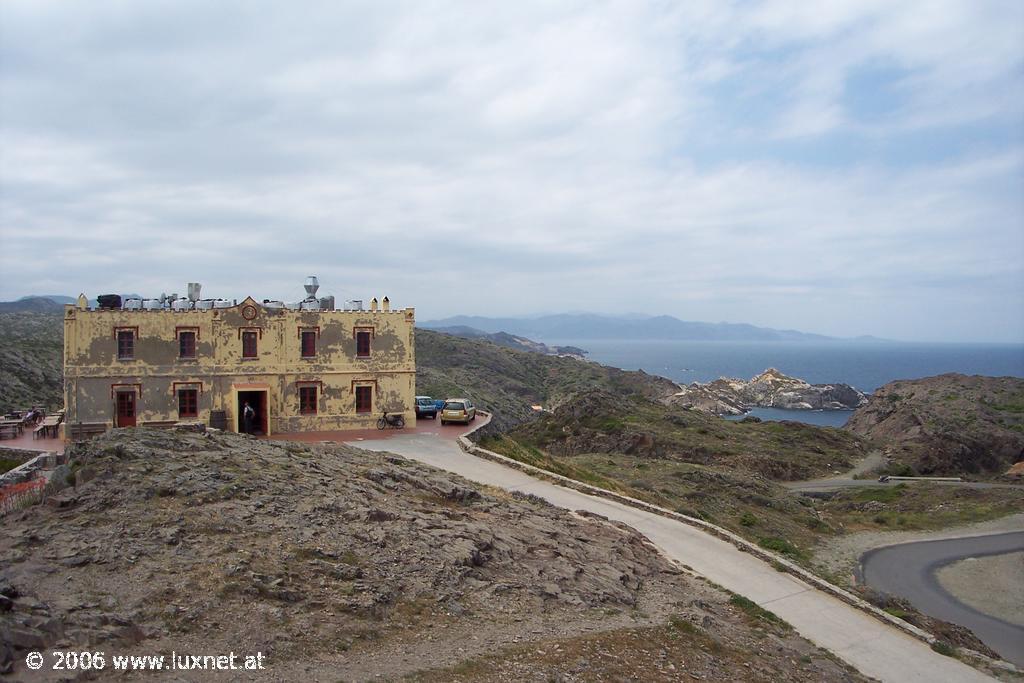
<box><xmin>0</xmin><ymin>0</ymin><xmax>1021</xmax><ymax>341</ymax></box>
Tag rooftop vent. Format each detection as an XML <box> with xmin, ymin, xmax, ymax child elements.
<box><xmin>304</xmin><ymin>276</ymin><xmax>319</xmax><ymax>300</ymax></box>
<box><xmin>97</xmin><ymin>294</ymin><xmax>122</xmax><ymax>310</ymax></box>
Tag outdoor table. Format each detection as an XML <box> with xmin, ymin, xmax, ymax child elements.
<box><xmin>40</xmin><ymin>416</ymin><xmax>61</xmax><ymax>438</ymax></box>
<box><xmin>0</xmin><ymin>420</ymin><xmax>23</xmax><ymax>439</ymax></box>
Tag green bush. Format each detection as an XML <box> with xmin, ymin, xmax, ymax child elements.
<box><xmin>758</xmin><ymin>537</ymin><xmax>803</xmax><ymax>560</ymax></box>
<box><xmin>854</xmin><ymin>485</ymin><xmax>905</xmax><ymax>503</ymax></box>
<box><xmin>0</xmin><ymin>457</ymin><xmax>26</xmax><ymax>474</ymax></box>
<box><xmin>739</xmin><ymin>512</ymin><xmax>758</xmax><ymax>527</ymax></box>
<box><xmin>728</xmin><ymin>595</ymin><xmax>788</xmax><ymax>627</ymax></box>
<box><xmin>880</xmin><ymin>462</ymin><xmax>916</xmax><ymax>477</ymax></box>
<box><xmin>805</xmin><ymin>516</ymin><xmax>830</xmax><ymax>531</ymax></box>
<box><xmin>668</xmin><ymin>614</ymin><xmax>698</xmax><ymax>634</ymax></box>
<box><xmin>675</xmin><ymin>507</ymin><xmax>713</xmax><ymax>522</ymax></box>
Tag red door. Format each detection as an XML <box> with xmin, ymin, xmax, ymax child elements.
<box><xmin>116</xmin><ymin>391</ymin><xmax>136</xmax><ymax>427</ymax></box>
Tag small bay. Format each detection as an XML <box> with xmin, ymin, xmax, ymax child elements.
<box><xmin>544</xmin><ymin>339</ymin><xmax>1024</xmax><ymax>427</ymax></box>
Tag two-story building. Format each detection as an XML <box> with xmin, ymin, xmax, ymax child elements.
<box><xmin>62</xmin><ymin>282</ymin><xmax>416</xmax><ymax>436</ymax></box>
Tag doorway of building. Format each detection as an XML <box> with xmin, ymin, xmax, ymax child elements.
<box><xmin>115</xmin><ymin>390</ymin><xmax>136</xmax><ymax>427</ymax></box>
<box><xmin>237</xmin><ymin>390</ymin><xmax>267</xmax><ymax>435</ymax></box>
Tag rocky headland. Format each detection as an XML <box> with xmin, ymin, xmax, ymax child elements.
<box><xmin>670</xmin><ymin>368</ymin><xmax>868</xmax><ymax>416</ymax></box>
<box><xmin>425</xmin><ymin>326</ymin><xmax>588</xmax><ymax>358</ymax></box>
<box><xmin>845</xmin><ymin>373</ymin><xmax>1024</xmax><ymax>476</ymax></box>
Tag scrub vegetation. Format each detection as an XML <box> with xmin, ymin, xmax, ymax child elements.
<box><xmin>0</xmin><ymin>312</ymin><xmax>64</xmax><ymax>414</ymax></box>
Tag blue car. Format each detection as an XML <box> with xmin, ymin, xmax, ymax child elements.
<box><xmin>415</xmin><ymin>396</ymin><xmax>438</xmax><ymax>419</ymax></box>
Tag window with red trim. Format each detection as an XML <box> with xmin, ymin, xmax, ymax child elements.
<box><xmin>299</xmin><ymin>386</ymin><xmax>317</xmax><ymax>414</ymax></box>
<box><xmin>356</xmin><ymin>330</ymin><xmax>371</xmax><ymax>357</ymax></box>
<box><xmin>242</xmin><ymin>331</ymin><xmax>258</xmax><ymax>358</ymax></box>
<box><xmin>355</xmin><ymin>386</ymin><xmax>372</xmax><ymax>413</ymax></box>
<box><xmin>117</xmin><ymin>330</ymin><xmax>134</xmax><ymax>359</ymax></box>
<box><xmin>179</xmin><ymin>331</ymin><xmax>196</xmax><ymax>359</ymax></box>
<box><xmin>178</xmin><ymin>389</ymin><xmax>198</xmax><ymax>418</ymax></box>
<box><xmin>301</xmin><ymin>330</ymin><xmax>316</xmax><ymax>358</ymax></box>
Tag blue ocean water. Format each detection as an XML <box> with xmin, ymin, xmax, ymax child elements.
<box><xmin>545</xmin><ymin>339</ymin><xmax>1024</xmax><ymax>427</ymax></box>
<box><xmin>723</xmin><ymin>407</ymin><xmax>854</xmax><ymax>428</ymax></box>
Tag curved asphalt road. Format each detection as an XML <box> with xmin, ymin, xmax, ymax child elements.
<box><xmin>861</xmin><ymin>532</ymin><xmax>1024</xmax><ymax>667</ymax></box>
<box><xmin>340</xmin><ymin>421</ymin><xmax>995</xmax><ymax>682</ymax></box>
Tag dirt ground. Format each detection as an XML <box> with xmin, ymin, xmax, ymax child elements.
<box><xmin>936</xmin><ymin>552</ymin><xmax>1024</xmax><ymax>628</ymax></box>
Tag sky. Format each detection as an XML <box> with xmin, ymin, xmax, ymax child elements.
<box><xmin>1</xmin><ymin>1</ymin><xmax>1022</xmax><ymax>342</ymax></box>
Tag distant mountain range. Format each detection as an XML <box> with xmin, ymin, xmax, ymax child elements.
<box><xmin>0</xmin><ymin>298</ymin><xmax>871</xmax><ymax>344</ymax></box>
<box><xmin>420</xmin><ymin>314</ymin><xmax>838</xmax><ymax>342</ymax></box>
<box><xmin>0</xmin><ymin>294</ymin><xmax>141</xmax><ymax>313</ymax></box>
<box><xmin>0</xmin><ymin>296</ymin><xmax>66</xmax><ymax>313</ymax></box>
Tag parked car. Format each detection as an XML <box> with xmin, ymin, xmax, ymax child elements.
<box><xmin>440</xmin><ymin>398</ymin><xmax>476</xmax><ymax>425</ymax></box>
<box><xmin>415</xmin><ymin>396</ymin><xmax>437</xmax><ymax>419</ymax></box>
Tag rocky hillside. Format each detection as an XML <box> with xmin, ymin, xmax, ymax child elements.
<box><xmin>0</xmin><ymin>429</ymin><xmax>863</xmax><ymax>681</ymax></box>
<box><xmin>0</xmin><ymin>315</ymin><xmax>675</xmax><ymax>432</ymax></box>
<box><xmin>845</xmin><ymin>374</ymin><xmax>1024</xmax><ymax>476</ymax></box>
<box><xmin>0</xmin><ymin>312</ymin><xmax>63</xmax><ymax>414</ymax></box>
<box><xmin>489</xmin><ymin>389</ymin><xmax>866</xmax><ymax>483</ymax></box>
<box><xmin>415</xmin><ymin>328</ymin><xmax>679</xmax><ymax>431</ymax></box>
<box><xmin>427</xmin><ymin>325</ymin><xmax>587</xmax><ymax>357</ymax></box>
<box><xmin>672</xmin><ymin>368</ymin><xmax>868</xmax><ymax>416</ymax></box>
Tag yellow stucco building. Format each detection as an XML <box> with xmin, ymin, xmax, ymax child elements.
<box><xmin>62</xmin><ymin>285</ymin><xmax>416</xmax><ymax>436</ymax></box>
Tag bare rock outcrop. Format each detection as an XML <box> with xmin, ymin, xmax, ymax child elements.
<box><xmin>671</xmin><ymin>368</ymin><xmax>868</xmax><ymax>416</ymax></box>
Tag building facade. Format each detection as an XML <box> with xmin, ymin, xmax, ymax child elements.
<box><xmin>63</xmin><ymin>294</ymin><xmax>416</xmax><ymax>435</ymax></box>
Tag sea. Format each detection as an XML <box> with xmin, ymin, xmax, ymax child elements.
<box><xmin>545</xmin><ymin>340</ymin><xmax>1024</xmax><ymax>428</ymax></box>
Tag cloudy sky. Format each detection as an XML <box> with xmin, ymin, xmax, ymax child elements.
<box><xmin>1</xmin><ymin>1</ymin><xmax>1021</xmax><ymax>342</ymax></box>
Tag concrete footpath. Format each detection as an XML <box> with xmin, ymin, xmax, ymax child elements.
<box><xmin>348</xmin><ymin>429</ymin><xmax>995</xmax><ymax>683</ymax></box>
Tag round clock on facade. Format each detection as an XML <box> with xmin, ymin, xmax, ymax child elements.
<box><xmin>241</xmin><ymin>304</ymin><xmax>258</xmax><ymax>320</ymax></box>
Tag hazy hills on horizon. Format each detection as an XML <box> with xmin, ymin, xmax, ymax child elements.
<box><xmin>0</xmin><ymin>296</ymin><xmax>890</xmax><ymax>344</ymax></box>
<box><xmin>420</xmin><ymin>313</ymin><xmax>885</xmax><ymax>343</ymax></box>
<box><xmin>0</xmin><ymin>294</ymin><xmax>142</xmax><ymax>312</ymax></box>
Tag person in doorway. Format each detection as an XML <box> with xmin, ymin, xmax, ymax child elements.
<box><xmin>243</xmin><ymin>401</ymin><xmax>255</xmax><ymax>434</ymax></box>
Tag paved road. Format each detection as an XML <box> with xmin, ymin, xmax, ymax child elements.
<box><xmin>343</xmin><ymin>429</ymin><xmax>995</xmax><ymax>682</ymax></box>
<box><xmin>784</xmin><ymin>451</ymin><xmax>1023</xmax><ymax>493</ymax></box>
<box><xmin>787</xmin><ymin>478</ymin><xmax>1022</xmax><ymax>493</ymax></box>
<box><xmin>861</xmin><ymin>532</ymin><xmax>1024</xmax><ymax>667</ymax></box>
